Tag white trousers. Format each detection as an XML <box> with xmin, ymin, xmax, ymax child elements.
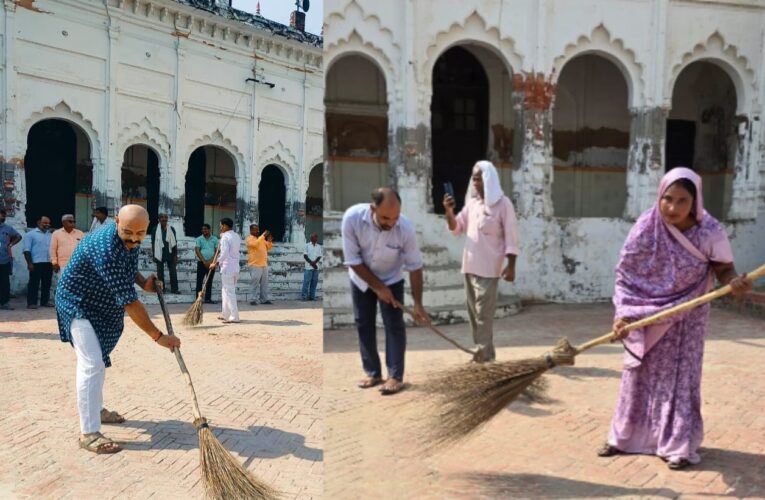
<box><xmin>70</xmin><ymin>319</ymin><xmax>105</xmax><ymax>434</ymax></box>
<box><xmin>221</xmin><ymin>272</ymin><xmax>240</xmax><ymax>321</ymax></box>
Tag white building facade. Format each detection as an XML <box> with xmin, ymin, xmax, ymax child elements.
<box><xmin>1</xmin><ymin>0</ymin><xmax>324</xmax><ymax>296</ymax></box>
<box><xmin>323</xmin><ymin>0</ymin><xmax>765</xmax><ymax>320</ymax></box>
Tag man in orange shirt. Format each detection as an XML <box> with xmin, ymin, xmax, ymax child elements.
<box><xmin>245</xmin><ymin>224</ymin><xmax>273</xmax><ymax>305</ymax></box>
<box><xmin>50</xmin><ymin>214</ymin><xmax>85</xmax><ymax>274</ymax></box>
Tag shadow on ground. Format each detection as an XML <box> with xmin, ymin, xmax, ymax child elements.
<box><xmin>0</xmin><ymin>331</ymin><xmax>59</xmax><ymax>341</ymax></box>
<box><xmin>455</xmin><ymin>472</ymin><xmax>680</xmax><ymax>498</ymax></box>
<box><xmin>118</xmin><ymin>419</ymin><xmax>322</xmax><ymax>465</ymax></box>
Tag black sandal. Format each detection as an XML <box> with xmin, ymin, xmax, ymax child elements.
<box><xmin>667</xmin><ymin>459</ymin><xmax>690</xmax><ymax>470</ymax></box>
<box><xmin>596</xmin><ymin>443</ymin><xmax>622</xmax><ymax>457</ymax></box>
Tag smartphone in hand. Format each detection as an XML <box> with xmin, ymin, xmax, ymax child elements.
<box><xmin>443</xmin><ymin>182</ymin><xmax>455</xmax><ymax>198</ymax></box>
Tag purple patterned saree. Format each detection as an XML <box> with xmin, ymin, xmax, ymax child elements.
<box><xmin>607</xmin><ymin>168</ymin><xmax>733</xmax><ymax>464</ymax></box>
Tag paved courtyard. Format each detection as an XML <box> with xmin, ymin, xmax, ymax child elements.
<box><xmin>324</xmin><ymin>303</ymin><xmax>765</xmax><ymax>499</ymax></box>
<box><xmin>0</xmin><ymin>297</ymin><xmax>322</xmax><ymax>499</ymax></box>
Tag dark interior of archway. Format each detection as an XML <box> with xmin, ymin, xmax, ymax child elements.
<box><xmin>25</xmin><ymin>120</ymin><xmax>79</xmax><ymax>228</ymax></box>
<box><xmin>258</xmin><ymin>165</ymin><xmax>286</xmax><ymax>242</ymax></box>
<box><xmin>431</xmin><ymin>46</ymin><xmax>489</xmax><ymax>214</ymax></box>
<box><xmin>122</xmin><ymin>145</ymin><xmax>160</xmax><ymax>231</ymax></box>
<box><xmin>184</xmin><ymin>147</ymin><xmax>206</xmax><ymax>237</ymax></box>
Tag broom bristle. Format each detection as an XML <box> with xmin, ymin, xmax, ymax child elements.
<box><xmin>421</xmin><ymin>359</ymin><xmax>550</xmax><ymax>449</ymax></box>
<box><xmin>420</xmin><ymin>337</ymin><xmax>578</xmax><ymax>449</ymax></box>
<box><xmin>198</xmin><ymin>426</ymin><xmax>279</xmax><ymax>500</ymax></box>
<box><xmin>183</xmin><ymin>296</ymin><xmax>204</xmax><ymax>326</ymax></box>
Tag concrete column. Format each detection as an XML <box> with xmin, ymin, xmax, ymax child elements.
<box><xmin>624</xmin><ymin>107</ymin><xmax>668</xmax><ymax>219</ymax></box>
<box><xmin>511</xmin><ymin>73</ymin><xmax>555</xmax><ymax>218</ymax></box>
<box><xmin>728</xmin><ymin>115</ymin><xmax>761</xmax><ymax>220</ymax></box>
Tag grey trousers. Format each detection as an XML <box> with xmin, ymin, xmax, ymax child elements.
<box><xmin>248</xmin><ymin>265</ymin><xmax>270</xmax><ymax>303</ymax></box>
<box><xmin>464</xmin><ymin>273</ymin><xmax>499</xmax><ymax>362</ymax></box>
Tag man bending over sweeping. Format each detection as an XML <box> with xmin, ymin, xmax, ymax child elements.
<box><xmin>56</xmin><ymin>204</ymin><xmax>181</xmax><ymax>454</ymax></box>
<box><xmin>443</xmin><ymin>161</ymin><xmax>519</xmax><ymax>362</ymax></box>
<box><xmin>341</xmin><ymin>187</ymin><xmax>429</xmax><ymax>395</ymax></box>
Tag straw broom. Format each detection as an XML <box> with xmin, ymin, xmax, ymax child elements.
<box><xmin>422</xmin><ymin>263</ymin><xmax>765</xmax><ymax>448</ymax></box>
<box><xmin>183</xmin><ymin>248</ymin><xmax>220</xmax><ymax>326</ymax></box>
<box><xmin>156</xmin><ymin>286</ymin><xmax>279</xmax><ymax>500</ymax></box>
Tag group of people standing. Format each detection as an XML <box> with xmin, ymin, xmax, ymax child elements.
<box><xmin>341</xmin><ymin>161</ymin><xmax>753</xmax><ymax>471</ymax></box>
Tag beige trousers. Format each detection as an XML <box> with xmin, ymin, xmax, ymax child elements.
<box><xmin>464</xmin><ymin>273</ymin><xmax>499</xmax><ymax>362</ymax></box>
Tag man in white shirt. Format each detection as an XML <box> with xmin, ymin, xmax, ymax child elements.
<box><xmin>341</xmin><ymin>187</ymin><xmax>429</xmax><ymax>395</ymax></box>
<box><xmin>212</xmin><ymin>218</ymin><xmax>242</xmax><ymax>323</ymax></box>
<box><xmin>301</xmin><ymin>233</ymin><xmax>322</xmax><ymax>301</ymax></box>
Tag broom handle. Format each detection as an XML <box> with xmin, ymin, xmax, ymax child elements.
<box><xmin>196</xmin><ymin>248</ymin><xmax>220</xmax><ymax>298</ymax></box>
<box><xmin>576</xmin><ymin>262</ymin><xmax>765</xmax><ymax>354</ymax></box>
<box><xmin>156</xmin><ymin>285</ymin><xmax>204</xmax><ymax>422</ymax></box>
<box><xmin>396</xmin><ymin>301</ymin><xmax>475</xmax><ymax>356</ymax></box>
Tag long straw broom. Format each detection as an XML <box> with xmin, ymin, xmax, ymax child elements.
<box><xmin>396</xmin><ymin>301</ymin><xmax>486</xmax><ymax>362</ymax></box>
<box><xmin>156</xmin><ymin>285</ymin><xmax>279</xmax><ymax>499</ymax></box>
<box><xmin>422</xmin><ymin>263</ymin><xmax>765</xmax><ymax>448</ymax></box>
<box><xmin>183</xmin><ymin>248</ymin><xmax>220</xmax><ymax>326</ymax></box>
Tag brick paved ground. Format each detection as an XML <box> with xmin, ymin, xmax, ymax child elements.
<box><xmin>324</xmin><ymin>303</ymin><xmax>765</xmax><ymax>499</ymax></box>
<box><xmin>0</xmin><ymin>296</ymin><xmax>322</xmax><ymax>499</ymax></box>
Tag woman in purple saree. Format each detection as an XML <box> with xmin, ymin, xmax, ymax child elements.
<box><xmin>599</xmin><ymin>167</ymin><xmax>752</xmax><ymax>470</ymax></box>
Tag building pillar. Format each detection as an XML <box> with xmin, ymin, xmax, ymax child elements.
<box><xmin>624</xmin><ymin>107</ymin><xmax>668</xmax><ymax>219</ymax></box>
<box><xmin>728</xmin><ymin>114</ymin><xmax>760</xmax><ymax>220</ymax></box>
<box><xmin>511</xmin><ymin>72</ymin><xmax>555</xmax><ymax>218</ymax></box>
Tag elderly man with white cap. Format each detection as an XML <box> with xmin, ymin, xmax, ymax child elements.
<box><xmin>50</xmin><ymin>214</ymin><xmax>84</xmax><ymax>274</ymax></box>
<box><xmin>443</xmin><ymin>160</ymin><xmax>519</xmax><ymax>362</ymax></box>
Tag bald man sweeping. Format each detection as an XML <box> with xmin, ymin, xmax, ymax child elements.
<box><xmin>56</xmin><ymin>205</ymin><xmax>181</xmax><ymax>454</ymax></box>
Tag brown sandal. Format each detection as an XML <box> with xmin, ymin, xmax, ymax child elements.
<box><xmin>357</xmin><ymin>377</ymin><xmax>383</xmax><ymax>389</ymax></box>
<box><xmin>379</xmin><ymin>379</ymin><xmax>405</xmax><ymax>395</ymax></box>
<box><xmin>79</xmin><ymin>432</ymin><xmax>122</xmax><ymax>454</ymax></box>
<box><xmin>100</xmin><ymin>408</ymin><xmax>125</xmax><ymax>424</ymax></box>
<box><xmin>596</xmin><ymin>443</ymin><xmax>622</xmax><ymax>457</ymax></box>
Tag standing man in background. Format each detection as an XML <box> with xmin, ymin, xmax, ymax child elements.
<box><xmin>89</xmin><ymin>207</ymin><xmax>109</xmax><ymax>233</ymax></box>
<box><xmin>152</xmin><ymin>213</ymin><xmax>179</xmax><ymax>294</ymax></box>
<box><xmin>246</xmin><ymin>224</ymin><xmax>273</xmax><ymax>306</ymax></box>
<box><xmin>0</xmin><ymin>208</ymin><xmax>22</xmax><ymax>310</ymax></box>
<box><xmin>443</xmin><ymin>161</ymin><xmax>519</xmax><ymax>363</ymax></box>
<box><xmin>50</xmin><ymin>214</ymin><xmax>84</xmax><ymax>274</ymax></box>
<box><xmin>301</xmin><ymin>232</ymin><xmax>322</xmax><ymax>301</ymax></box>
<box><xmin>194</xmin><ymin>223</ymin><xmax>219</xmax><ymax>304</ymax></box>
<box><xmin>24</xmin><ymin>215</ymin><xmax>53</xmax><ymax>309</ymax></box>
<box><xmin>213</xmin><ymin>218</ymin><xmax>242</xmax><ymax>323</ymax></box>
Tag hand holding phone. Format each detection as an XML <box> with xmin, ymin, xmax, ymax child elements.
<box><xmin>443</xmin><ymin>182</ymin><xmax>456</xmax><ymax>212</ymax></box>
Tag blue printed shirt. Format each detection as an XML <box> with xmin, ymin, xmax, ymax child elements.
<box><xmin>55</xmin><ymin>223</ymin><xmax>139</xmax><ymax>367</ymax></box>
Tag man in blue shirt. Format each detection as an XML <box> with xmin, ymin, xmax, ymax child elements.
<box><xmin>0</xmin><ymin>207</ymin><xmax>22</xmax><ymax>310</ymax></box>
<box><xmin>23</xmin><ymin>215</ymin><xmax>53</xmax><ymax>309</ymax></box>
<box><xmin>56</xmin><ymin>204</ymin><xmax>181</xmax><ymax>454</ymax></box>
<box><xmin>341</xmin><ymin>187</ymin><xmax>429</xmax><ymax>395</ymax></box>
<box><xmin>194</xmin><ymin>223</ymin><xmax>219</xmax><ymax>304</ymax></box>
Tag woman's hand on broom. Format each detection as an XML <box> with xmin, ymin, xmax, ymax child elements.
<box><xmin>612</xmin><ymin>318</ymin><xmax>630</xmax><ymax>340</ymax></box>
<box><xmin>729</xmin><ymin>273</ymin><xmax>753</xmax><ymax>297</ymax></box>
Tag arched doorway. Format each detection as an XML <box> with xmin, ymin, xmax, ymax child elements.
<box><xmin>552</xmin><ymin>54</ymin><xmax>630</xmax><ymax>217</ymax></box>
<box><xmin>325</xmin><ymin>54</ymin><xmax>388</xmax><ymax>210</ymax></box>
<box><xmin>305</xmin><ymin>163</ymin><xmax>323</xmax><ymax>243</ymax></box>
<box><xmin>184</xmin><ymin>145</ymin><xmax>236</xmax><ymax>237</ymax></box>
<box><xmin>24</xmin><ymin>119</ymin><xmax>93</xmax><ymax>230</ymax></box>
<box><xmin>667</xmin><ymin>61</ymin><xmax>736</xmax><ymax>219</ymax></box>
<box><xmin>122</xmin><ymin>145</ymin><xmax>160</xmax><ymax>230</ymax></box>
<box><xmin>431</xmin><ymin>46</ymin><xmax>489</xmax><ymax>214</ymax></box>
<box><xmin>258</xmin><ymin>165</ymin><xmax>286</xmax><ymax>242</ymax></box>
